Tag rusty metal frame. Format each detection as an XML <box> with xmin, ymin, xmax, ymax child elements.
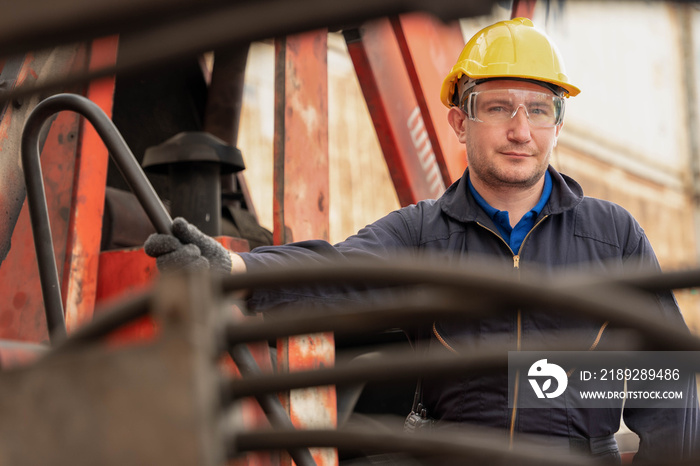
<box><xmin>273</xmin><ymin>29</ymin><xmax>337</xmax><ymax>466</ymax></box>
<box><xmin>0</xmin><ymin>0</ymin><xmax>495</xmax><ymax>106</ymax></box>
<box><xmin>0</xmin><ymin>0</ymin><xmax>494</xmax><ymax>59</ymax></box>
<box><xmin>344</xmin><ymin>20</ymin><xmax>446</xmax><ymax>205</ymax></box>
<box><xmin>0</xmin><ymin>54</ymin><xmax>25</xmax><ymax>122</ymax></box>
<box><xmin>61</xmin><ymin>35</ymin><xmax>119</xmax><ymax>333</ymax></box>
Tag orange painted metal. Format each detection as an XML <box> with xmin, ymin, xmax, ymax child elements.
<box><xmin>392</xmin><ymin>13</ymin><xmax>467</xmax><ymax>184</ymax></box>
<box><xmin>511</xmin><ymin>0</ymin><xmax>537</xmax><ymax>19</ymax></box>
<box><xmin>273</xmin><ymin>30</ymin><xmax>338</xmax><ymax>466</ymax></box>
<box><xmin>273</xmin><ymin>31</ymin><xmax>330</xmax><ymax>246</ymax></box>
<box><xmin>95</xmin><ymin>238</ymin><xmax>277</xmax><ymax>466</ymax></box>
<box><xmin>0</xmin><ymin>341</ymin><xmax>46</xmax><ymax>369</ymax></box>
<box><xmin>62</xmin><ymin>35</ymin><xmax>119</xmax><ymax>334</ymax></box>
<box><xmin>0</xmin><ymin>45</ymin><xmax>89</xmax><ymax>343</ymax></box>
<box><xmin>277</xmin><ymin>333</ymin><xmax>337</xmax><ymax>466</ymax></box>
<box><xmin>94</xmin><ymin>236</ymin><xmax>250</xmax><ymax>346</ymax></box>
<box><xmin>346</xmin><ymin>18</ymin><xmax>447</xmax><ymax>206</ymax></box>
<box><xmin>227</xmin><ymin>313</ymin><xmax>279</xmax><ymax>466</ymax></box>
<box><xmin>94</xmin><ymin>247</ymin><xmax>159</xmax><ymax>345</ymax></box>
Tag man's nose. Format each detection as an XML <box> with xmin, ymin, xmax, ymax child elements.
<box><xmin>507</xmin><ymin>105</ymin><xmax>532</xmax><ymax>142</ymax></box>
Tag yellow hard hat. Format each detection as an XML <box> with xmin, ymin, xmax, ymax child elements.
<box><xmin>440</xmin><ymin>17</ymin><xmax>580</xmax><ymax>108</ymax></box>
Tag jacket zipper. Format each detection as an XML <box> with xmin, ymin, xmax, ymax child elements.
<box><xmin>507</xmin><ymin>216</ymin><xmax>549</xmax><ymax>445</ymax></box>
<box><xmin>436</xmin><ymin>216</ymin><xmax>610</xmax><ymax>444</ymax></box>
<box><xmin>476</xmin><ymin>216</ymin><xmax>549</xmax><ymax>447</ymax></box>
<box><xmin>435</xmin><ymin>216</ymin><xmax>618</xmax><ymax>445</ymax></box>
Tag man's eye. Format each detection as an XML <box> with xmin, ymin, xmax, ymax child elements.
<box><xmin>529</xmin><ymin>106</ymin><xmax>552</xmax><ymax>116</ymax></box>
<box><xmin>486</xmin><ymin>105</ymin><xmax>508</xmax><ymax>113</ymax></box>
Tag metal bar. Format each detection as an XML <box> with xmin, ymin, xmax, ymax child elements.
<box><xmin>228</xmin><ymin>345</ymin><xmax>317</xmax><ymax>466</ymax></box>
<box><xmin>203</xmin><ymin>46</ymin><xmax>259</xmax><ymax>219</ymax></box>
<box><xmin>231</xmin><ymin>427</ymin><xmax>594</xmax><ymax>466</ymax></box>
<box><xmin>0</xmin><ymin>339</ymin><xmax>49</xmax><ymax>369</ymax></box>
<box><xmin>226</xmin><ymin>349</ymin><xmax>506</xmax><ymax>400</ymax></box>
<box><xmin>0</xmin><ymin>0</ymin><xmax>492</xmax><ymax>107</ymax></box>
<box><xmin>511</xmin><ymin>0</ymin><xmax>537</xmax><ymax>19</ymax></box>
<box><xmin>62</xmin><ymin>35</ymin><xmax>119</xmax><ymax>333</ymax></box>
<box><xmin>221</xmin><ymin>259</ymin><xmax>700</xmax><ymax>352</ymax></box>
<box><xmin>0</xmin><ymin>54</ymin><xmax>25</xmax><ymax>122</ymax></box>
<box><xmin>21</xmin><ymin>111</ymin><xmax>67</xmax><ymax>341</ymax></box>
<box><xmin>390</xmin><ymin>15</ymin><xmax>449</xmax><ymax>187</ymax></box>
<box><xmin>23</xmin><ymin>94</ymin><xmax>172</xmax><ymax>233</ymax></box>
<box><xmin>0</xmin><ymin>45</ymin><xmax>87</xmax><ymax>343</ymax></box>
<box><xmin>53</xmin><ymin>291</ymin><xmax>151</xmax><ymax>353</ymax></box>
<box><xmin>0</xmin><ymin>0</ymin><xmax>494</xmax><ymax>60</ymax></box>
<box><xmin>170</xmin><ymin>163</ymin><xmax>222</xmax><ymax>236</ymax></box>
<box><xmin>224</xmin><ymin>287</ymin><xmax>692</xmax><ymax>350</ymax></box>
<box><xmin>21</xmin><ymin>93</ymin><xmax>172</xmax><ymax>342</ymax></box>
<box><xmin>225</xmin><ymin>335</ymin><xmax>661</xmax><ymax>399</ymax></box>
<box><xmin>614</xmin><ymin>267</ymin><xmax>700</xmax><ymax>293</ymax></box>
<box><xmin>226</xmin><ymin>290</ymin><xmax>492</xmax><ymax>344</ymax></box>
<box><xmin>204</xmin><ymin>47</ymin><xmax>249</xmax><ymax>147</ymax></box>
<box><xmin>390</xmin><ymin>13</ymin><xmax>468</xmax><ymax>184</ymax></box>
<box><xmin>225</xmin><ymin>287</ymin><xmax>700</xmax><ymax>352</ymax></box>
<box><xmin>223</xmin><ymin>256</ymin><xmax>700</xmax><ymax>295</ymax></box>
<box><xmin>345</xmin><ymin>19</ymin><xmax>445</xmax><ymax>205</ymax></box>
<box><xmin>273</xmin><ymin>29</ymin><xmax>336</xmax><ymax>466</ymax></box>
<box><xmin>0</xmin><ymin>1</ymin><xmax>494</xmax><ymax>107</ymax></box>
<box><xmin>273</xmin><ymin>31</ymin><xmax>330</xmax><ymax>244</ymax></box>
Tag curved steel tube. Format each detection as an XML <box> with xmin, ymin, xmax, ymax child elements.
<box><xmin>231</xmin><ymin>427</ymin><xmax>594</xmax><ymax>466</ymax></box>
<box><xmin>21</xmin><ymin>93</ymin><xmax>172</xmax><ymax>343</ymax></box>
<box><xmin>223</xmin><ymin>259</ymin><xmax>700</xmax><ymax>352</ymax></box>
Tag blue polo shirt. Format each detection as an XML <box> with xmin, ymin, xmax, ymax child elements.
<box><xmin>468</xmin><ymin>171</ymin><xmax>552</xmax><ymax>254</ymax></box>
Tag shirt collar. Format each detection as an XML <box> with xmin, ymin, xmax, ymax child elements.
<box><xmin>438</xmin><ymin>166</ymin><xmax>584</xmax><ymax>224</ymax></box>
<box><xmin>467</xmin><ymin>170</ymin><xmax>552</xmax><ymax>221</ymax></box>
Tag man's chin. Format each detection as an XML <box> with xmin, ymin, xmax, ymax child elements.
<box><xmin>492</xmin><ymin>170</ymin><xmax>546</xmax><ymax>189</ymax></box>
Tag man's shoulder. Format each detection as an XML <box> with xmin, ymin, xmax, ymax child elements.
<box><xmin>392</xmin><ymin>198</ymin><xmax>441</xmax><ymax>220</ymax></box>
<box><xmin>376</xmin><ymin>198</ymin><xmax>452</xmax><ymax>245</ymax></box>
<box><xmin>573</xmin><ymin>196</ymin><xmax>644</xmax><ymax>247</ymax></box>
<box><xmin>578</xmin><ymin>196</ymin><xmax>637</xmax><ymax>220</ymax></box>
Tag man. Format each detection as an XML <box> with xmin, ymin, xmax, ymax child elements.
<box><xmin>146</xmin><ymin>17</ymin><xmax>698</xmax><ymax>462</ymax></box>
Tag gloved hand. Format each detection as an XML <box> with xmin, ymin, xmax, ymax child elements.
<box><xmin>144</xmin><ymin>217</ymin><xmax>233</xmax><ymax>274</ymax></box>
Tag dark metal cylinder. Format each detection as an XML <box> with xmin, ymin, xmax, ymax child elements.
<box><xmin>169</xmin><ymin>162</ymin><xmax>221</xmax><ymax>236</ymax></box>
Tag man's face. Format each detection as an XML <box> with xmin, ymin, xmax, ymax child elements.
<box><xmin>450</xmin><ymin>79</ymin><xmax>563</xmax><ymax>191</ymax></box>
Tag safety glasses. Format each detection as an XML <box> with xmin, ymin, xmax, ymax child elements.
<box><xmin>462</xmin><ymin>88</ymin><xmax>565</xmax><ymax>127</ymax></box>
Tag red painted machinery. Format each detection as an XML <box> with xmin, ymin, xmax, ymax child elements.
<box><xmin>0</xmin><ymin>1</ymin><xmax>552</xmax><ymax>464</ymax></box>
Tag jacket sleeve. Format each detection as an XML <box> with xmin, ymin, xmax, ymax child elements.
<box><xmin>239</xmin><ymin>209</ymin><xmax>416</xmax><ymax>312</ymax></box>
<box><xmin>623</xmin><ymin>379</ymin><xmax>700</xmax><ymax>461</ymax></box>
<box><xmin>621</xmin><ymin>233</ymin><xmax>700</xmax><ymax>460</ymax></box>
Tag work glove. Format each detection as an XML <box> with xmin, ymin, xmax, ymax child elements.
<box><xmin>144</xmin><ymin>217</ymin><xmax>233</xmax><ymax>274</ymax></box>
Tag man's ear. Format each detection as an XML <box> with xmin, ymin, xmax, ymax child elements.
<box><xmin>447</xmin><ymin>107</ymin><xmax>467</xmax><ymax>143</ymax></box>
<box><xmin>555</xmin><ymin>122</ymin><xmax>563</xmax><ymax>138</ymax></box>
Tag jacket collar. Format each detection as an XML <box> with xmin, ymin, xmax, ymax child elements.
<box><xmin>438</xmin><ymin>165</ymin><xmax>584</xmax><ymax>224</ymax></box>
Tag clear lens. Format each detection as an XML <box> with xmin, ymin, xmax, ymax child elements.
<box><xmin>462</xmin><ymin>89</ymin><xmax>564</xmax><ymax>127</ymax></box>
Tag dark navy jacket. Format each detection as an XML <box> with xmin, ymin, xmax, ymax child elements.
<box><xmin>241</xmin><ymin>166</ymin><xmax>699</xmax><ymax>459</ymax></box>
